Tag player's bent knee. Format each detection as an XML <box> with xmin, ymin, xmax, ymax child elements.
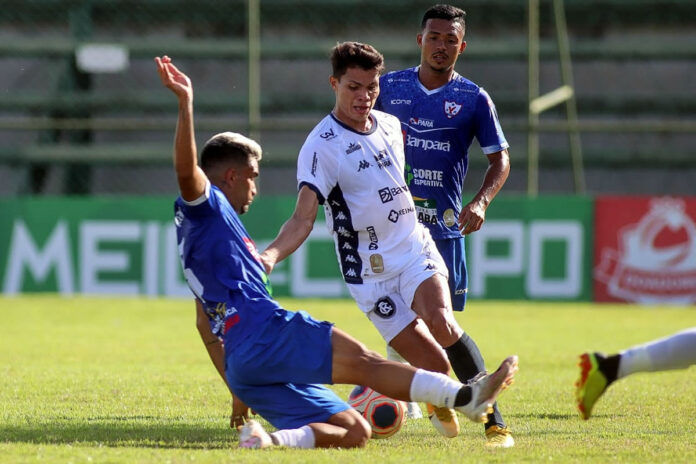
<box><xmin>342</xmin><ymin>416</ymin><xmax>371</xmax><ymax>448</ymax></box>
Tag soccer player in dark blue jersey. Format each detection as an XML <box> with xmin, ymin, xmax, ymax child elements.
<box><xmin>374</xmin><ymin>4</ymin><xmax>513</xmax><ymax>447</ymax></box>
<box><xmin>155</xmin><ymin>55</ymin><xmax>518</xmax><ymax>449</ymax></box>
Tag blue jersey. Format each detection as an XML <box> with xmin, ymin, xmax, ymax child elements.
<box><xmin>174</xmin><ymin>181</ymin><xmax>275</xmax><ymax>341</ymax></box>
<box><xmin>375</xmin><ymin>67</ymin><xmax>509</xmax><ymax>239</ymax></box>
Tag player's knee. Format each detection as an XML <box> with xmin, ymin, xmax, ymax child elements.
<box><xmin>341</xmin><ymin>416</ymin><xmax>371</xmax><ymax>448</ymax></box>
<box><xmin>420</xmin><ymin>308</ymin><xmax>460</xmax><ymax>344</ymax></box>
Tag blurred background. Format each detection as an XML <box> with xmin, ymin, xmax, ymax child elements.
<box><xmin>1</xmin><ymin>0</ymin><xmax>694</xmax><ymax>197</ymax></box>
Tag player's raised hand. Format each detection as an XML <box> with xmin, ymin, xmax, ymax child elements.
<box><xmin>154</xmin><ymin>55</ymin><xmax>193</xmax><ymax>101</ymax></box>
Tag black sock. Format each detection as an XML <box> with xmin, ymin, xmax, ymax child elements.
<box><xmin>445</xmin><ymin>332</ymin><xmax>505</xmax><ymax>429</ymax></box>
<box><xmin>597</xmin><ymin>353</ymin><xmax>621</xmax><ymax>384</ymax></box>
<box><xmin>454</xmin><ymin>386</ymin><xmax>471</xmax><ymax>407</ymax></box>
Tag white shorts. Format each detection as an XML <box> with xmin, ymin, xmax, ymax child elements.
<box><xmin>347</xmin><ymin>234</ymin><xmax>448</xmax><ymax>342</ymax></box>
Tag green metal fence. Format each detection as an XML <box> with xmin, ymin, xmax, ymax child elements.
<box><xmin>0</xmin><ymin>0</ymin><xmax>694</xmax><ymax>195</ymax></box>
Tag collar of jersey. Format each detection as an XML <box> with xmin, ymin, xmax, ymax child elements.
<box><xmin>330</xmin><ymin>112</ymin><xmax>378</xmax><ymax>135</ymax></box>
<box><xmin>414</xmin><ymin>65</ymin><xmax>460</xmax><ymax>96</ymax></box>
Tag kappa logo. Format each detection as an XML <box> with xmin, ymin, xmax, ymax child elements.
<box><xmin>345</xmin><ymin>268</ymin><xmax>358</xmax><ymax>278</ymax></box>
<box><xmin>345</xmin><ymin>254</ymin><xmax>358</xmax><ymax>264</ymax></box>
<box><xmin>444</xmin><ymin>100</ymin><xmax>462</xmax><ymax>118</ymax></box>
<box><xmin>358</xmin><ymin>160</ymin><xmax>371</xmax><ymax>171</ymax></box>
<box><xmin>336</xmin><ymin>226</ymin><xmax>353</xmax><ymax>238</ymax></box>
<box><xmin>320</xmin><ymin>128</ymin><xmax>337</xmax><ymax>140</ymax></box>
<box><xmin>345</xmin><ymin>142</ymin><xmax>362</xmax><ymax>154</ymax></box>
<box><xmin>373</xmin><ymin>296</ymin><xmax>396</xmax><ymax>318</ymax></box>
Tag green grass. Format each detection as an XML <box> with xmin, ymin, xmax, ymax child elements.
<box><xmin>1</xmin><ymin>296</ymin><xmax>695</xmax><ymax>463</ymax></box>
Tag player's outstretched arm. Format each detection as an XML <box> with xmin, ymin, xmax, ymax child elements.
<box><xmin>194</xmin><ymin>300</ymin><xmax>250</xmax><ymax>428</ymax></box>
<box><xmin>155</xmin><ymin>55</ymin><xmax>207</xmax><ymax>202</ymax></box>
<box><xmin>459</xmin><ymin>149</ymin><xmax>510</xmax><ymax>235</ymax></box>
<box><xmin>260</xmin><ymin>186</ymin><xmax>319</xmax><ymax>274</ymax></box>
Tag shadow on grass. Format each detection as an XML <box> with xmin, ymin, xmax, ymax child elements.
<box><xmin>1</xmin><ymin>416</ymin><xmax>236</xmax><ymax>449</ymax></box>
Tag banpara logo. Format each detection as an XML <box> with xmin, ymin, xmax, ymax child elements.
<box><xmin>594</xmin><ymin>197</ymin><xmax>696</xmax><ymax>304</ymax></box>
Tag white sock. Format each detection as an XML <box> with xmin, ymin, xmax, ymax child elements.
<box><xmin>270</xmin><ymin>425</ymin><xmax>315</xmax><ymax>449</ymax></box>
<box><xmin>618</xmin><ymin>328</ymin><xmax>696</xmax><ymax>379</ymax></box>
<box><xmin>409</xmin><ymin>368</ymin><xmax>462</xmax><ymax>409</ymax></box>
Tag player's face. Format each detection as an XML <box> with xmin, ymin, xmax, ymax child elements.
<box><xmin>418</xmin><ymin>18</ymin><xmax>466</xmax><ymax>74</ymax></box>
<box><xmin>330</xmin><ymin>66</ymin><xmax>380</xmax><ymax>132</ymax></box>
<box><xmin>229</xmin><ymin>158</ymin><xmax>259</xmax><ymax>215</ymax></box>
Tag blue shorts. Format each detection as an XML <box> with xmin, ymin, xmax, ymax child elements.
<box><xmin>434</xmin><ymin>237</ymin><xmax>468</xmax><ymax>311</ymax></box>
<box><xmin>224</xmin><ymin>309</ymin><xmax>350</xmax><ymax>430</ymax></box>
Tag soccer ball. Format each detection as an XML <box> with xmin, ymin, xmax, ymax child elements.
<box><xmin>348</xmin><ymin>385</ymin><xmax>406</xmax><ymax>439</ymax></box>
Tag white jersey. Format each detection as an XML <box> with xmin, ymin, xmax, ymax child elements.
<box><xmin>298</xmin><ymin>111</ymin><xmax>428</xmax><ymax>284</ymax></box>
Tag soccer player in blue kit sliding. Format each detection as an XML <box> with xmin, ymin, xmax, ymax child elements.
<box><xmin>154</xmin><ymin>54</ymin><xmax>518</xmax><ymax>449</ymax></box>
<box><xmin>374</xmin><ymin>4</ymin><xmax>513</xmax><ymax>447</ymax></box>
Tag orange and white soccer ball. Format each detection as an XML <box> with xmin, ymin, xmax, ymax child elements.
<box><xmin>348</xmin><ymin>385</ymin><xmax>407</xmax><ymax>439</ymax></box>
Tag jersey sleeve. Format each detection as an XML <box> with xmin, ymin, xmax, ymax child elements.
<box><xmin>296</xmin><ymin>140</ymin><xmax>339</xmax><ymax>205</ymax></box>
<box><xmin>178</xmin><ymin>179</ymin><xmax>219</xmax><ymax>218</ymax></box>
<box><xmin>474</xmin><ymin>88</ymin><xmax>510</xmax><ymax>155</ymax></box>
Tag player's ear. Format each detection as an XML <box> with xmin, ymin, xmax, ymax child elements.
<box><xmin>416</xmin><ymin>33</ymin><xmax>423</xmax><ymax>47</ymax></box>
<box><xmin>223</xmin><ymin>166</ymin><xmax>237</xmax><ymax>185</ymax></box>
<box><xmin>329</xmin><ymin>75</ymin><xmax>338</xmax><ymax>90</ymax></box>
<box><xmin>459</xmin><ymin>41</ymin><xmax>467</xmax><ymax>54</ymax></box>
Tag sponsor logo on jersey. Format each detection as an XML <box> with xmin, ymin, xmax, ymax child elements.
<box><xmin>373</xmin><ymin>296</ymin><xmax>396</xmax><ymax>318</ymax></box>
<box><xmin>311</xmin><ymin>152</ymin><xmax>318</xmax><ymax>176</ymax></box>
<box><xmin>367</xmin><ymin>226</ymin><xmax>379</xmax><ymax>250</ymax></box>
<box><xmin>408</xmin><ymin>117</ymin><xmax>434</xmax><ymax>128</ymax></box>
<box><xmin>413</xmin><ymin>197</ymin><xmax>438</xmax><ymax>225</ymax></box>
<box><xmin>357</xmin><ymin>160</ymin><xmax>371</xmax><ymax>171</ymax></box>
<box><xmin>388</xmin><ymin>207</ymin><xmax>415</xmax><ymax>223</ymax></box>
<box><xmin>345</xmin><ymin>142</ymin><xmax>362</xmax><ymax>154</ymax></box>
<box><xmin>373</xmin><ymin>150</ymin><xmax>393</xmax><ymax>169</ymax></box>
<box><xmin>378</xmin><ymin>185</ymin><xmax>408</xmax><ymax>204</ymax></box>
<box><xmin>444</xmin><ymin>100</ymin><xmax>462</xmax><ymax>118</ymax></box>
<box><xmin>390</xmin><ymin>99</ymin><xmax>412</xmax><ymax>105</ymax></box>
<box><xmin>369</xmin><ymin>254</ymin><xmax>384</xmax><ymax>273</ymax></box>
<box><xmin>243</xmin><ymin>237</ymin><xmax>262</xmax><ymax>262</ymax></box>
<box><xmin>320</xmin><ymin>128</ymin><xmax>337</xmax><ymax>140</ymax></box>
<box><xmin>406</xmin><ymin>134</ymin><xmax>451</xmax><ymax>152</ymax></box>
<box><xmin>406</xmin><ymin>165</ymin><xmax>444</xmax><ymax>188</ymax></box>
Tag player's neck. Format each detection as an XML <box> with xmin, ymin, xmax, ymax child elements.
<box><xmin>418</xmin><ymin>66</ymin><xmax>454</xmax><ymax>91</ymax></box>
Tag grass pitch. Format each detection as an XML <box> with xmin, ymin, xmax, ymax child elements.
<box><xmin>1</xmin><ymin>295</ymin><xmax>695</xmax><ymax>463</ymax></box>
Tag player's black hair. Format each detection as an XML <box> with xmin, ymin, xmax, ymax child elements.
<box><xmin>421</xmin><ymin>4</ymin><xmax>466</xmax><ymax>33</ymax></box>
<box><xmin>330</xmin><ymin>41</ymin><xmax>385</xmax><ymax>79</ymax></box>
<box><xmin>200</xmin><ymin>132</ymin><xmax>262</xmax><ymax>175</ymax></box>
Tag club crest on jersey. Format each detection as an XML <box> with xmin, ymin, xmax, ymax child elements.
<box><xmin>444</xmin><ymin>101</ymin><xmax>462</xmax><ymax>119</ymax></box>
<box><xmin>373</xmin><ymin>296</ymin><xmax>396</xmax><ymax>318</ymax></box>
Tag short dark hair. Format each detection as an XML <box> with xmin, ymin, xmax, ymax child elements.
<box><xmin>200</xmin><ymin>132</ymin><xmax>262</xmax><ymax>176</ymax></box>
<box><xmin>330</xmin><ymin>41</ymin><xmax>384</xmax><ymax>79</ymax></box>
<box><xmin>421</xmin><ymin>4</ymin><xmax>466</xmax><ymax>33</ymax></box>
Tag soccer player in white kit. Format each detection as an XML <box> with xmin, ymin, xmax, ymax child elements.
<box><xmin>261</xmin><ymin>41</ymin><xmax>499</xmax><ymax>439</ymax></box>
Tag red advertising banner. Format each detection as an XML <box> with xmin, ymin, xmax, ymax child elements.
<box><xmin>594</xmin><ymin>196</ymin><xmax>696</xmax><ymax>304</ymax></box>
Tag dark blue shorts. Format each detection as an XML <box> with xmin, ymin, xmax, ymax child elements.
<box><xmin>225</xmin><ymin>309</ymin><xmax>350</xmax><ymax>430</ymax></box>
<box><xmin>434</xmin><ymin>237</ymin><xmax>468</xmax><ymax>311</ymax></box>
